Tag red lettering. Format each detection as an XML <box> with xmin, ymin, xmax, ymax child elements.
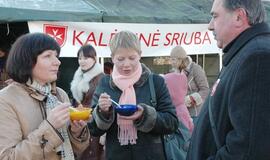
<box><xmin>151</xmin><ymin>33</ymin><xmax>160</xmax><ymax>46</ymax></box>
<box><xmin>194</xmin><ymin>32</ymin><xmax>202</xmax><ymax>44</ymax></box>
<box><xmin>202</xmin><ymin>32</ymin><xmax>211</xmax><ymax>44</ymax></box>
<box><xmin>178</xmin><ymin>33</ymin><xmax>184</xmax><ymax>45</ymax></box>
<box><xmin>98</xmin><ymin>32</ymin><xmax>107</xmax><ymax>46</ymax></box>
<box><xmin>85</xmin><ymin>32</ymin><xmax>97</xmax><ymax>46</ymax></box>
<box><xmin>164</xmin><ymin>33</ymin><xmax>172</xmax><ymax>46</ymax></box>
<box><xmin>110</xmin><ymin>33</ymin><xmax>116</xmax><ymax>41</ymax></box>
<box><xmin>139</xmin><ymin>33</ymin><xmax>151</xmax><ymax>47</ymax></box>
<box><xmin>183</xmin><ymin>32</ymin><xmax>193</xmax><ymax>45</ymax></box>
<box><xmin>73</xmin><ymin>31</ymin><xmax>84</xmax><ymax>45</ymax></box>
<box><xmin>172</xmin><ymin>33</ymin><xmax>180</xmax><ymax>45</ymax></box>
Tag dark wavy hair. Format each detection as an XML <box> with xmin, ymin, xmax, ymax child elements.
<box><xmin>6</xmin><ymin>33</ymin><xmax>60</xmax><ymax>83</ymax></box>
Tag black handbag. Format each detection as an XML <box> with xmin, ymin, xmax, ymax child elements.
<box><xmin>148</xmin><ymin>73</ymin><xmax>191</xmax><ymax>160</ymax></box>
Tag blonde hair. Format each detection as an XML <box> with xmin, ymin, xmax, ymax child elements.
<box><xmin>170</xmin><ymin>45</ymin><xmax>189</xmax><ymax>71</ymax></box>
<box><xmin>109</xmin><ymin>31</ymin><xmax>142</xmax><ymax>56</ymax></box>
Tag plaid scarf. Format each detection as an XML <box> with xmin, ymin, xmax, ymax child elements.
<box><xmin>26</xmin><ymin>80</ymin><xmax>75</xmax><ymax>160</ymax></box>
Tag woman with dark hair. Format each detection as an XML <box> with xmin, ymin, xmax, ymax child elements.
<box><xmin>0</xmin><ymin>33</ymin><xmax>89</xmax><ymax>160</ymax></box>
<box><xmin>70</xmin><ymin>44</ymin><xmax>104</xmax><ymax>160</ymax></box>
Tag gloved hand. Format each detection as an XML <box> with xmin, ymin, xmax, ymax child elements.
<box><xmin>184</xmin><ymin>95</ymin><xmax>193</xmax><ymax>107</ymax></box>
<box><xmin>185</xmin><ymin>92</ymin><xmax>202</xmax><ymax>107</ymax></box>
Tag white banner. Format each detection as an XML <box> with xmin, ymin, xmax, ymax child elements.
<box><xmin>28</xmin><ymin>21</ymin><xmax>221</xmax><ymax>57</ymax></box>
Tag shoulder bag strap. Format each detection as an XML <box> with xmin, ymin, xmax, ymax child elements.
<box><xmin>149</xmin><ymin>74</ymin><xmax>168</xmax><ymax>159</ymax></box>
<box><xmin>148</xmin><ymin>73</ymin><xmax>157</xmax><ymax>107</ymax></box>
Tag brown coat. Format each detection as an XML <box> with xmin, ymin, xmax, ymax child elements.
<box><xmin>185</xmin><ymin>61</ymin><xmax>209</xmax><ymax>117</ymax></box>
<box><xmin>0</xmin><ymin>82</ymin><xmax>89</xmax><ymax>160</ymax></box>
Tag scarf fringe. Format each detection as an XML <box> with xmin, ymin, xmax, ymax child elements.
<box><xmin>117</xmin><ymin>116</ymin><xmax>137</xmax><ymax>145</ymax></box>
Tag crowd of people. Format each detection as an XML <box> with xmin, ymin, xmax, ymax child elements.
<box><xmin>0</xmin><ymin>0</ymin><xmax>270</xmax><ymax>159</ymax></box>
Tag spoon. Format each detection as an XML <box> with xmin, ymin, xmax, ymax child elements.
<box><xmin>109</xmin><ymin>98</ymin><xmax>122</xmax><ymax>108</ymax></box>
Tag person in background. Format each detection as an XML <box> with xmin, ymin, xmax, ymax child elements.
<box><xmin>70</xmin><ymin>44</ymin><xmax>105</xmax><ymax>160</ymax></box>
<box><xmin>164</xmin><ymin>45</ymin><xmax>194</xmax><ymax>133</ymax></box>
<box><xmin>187</xmin><ymin>0</ymin><xmax>270</xmax><ymax>159</ymax></box>
<box><xmin>0</xmin><ymin>46</ymin><xmax>10</xmax><ymax>89</ymax></box>
<box><xmin>0</xmin><ymin>33</ymin><xmax>89</xmax><ymax>160</ymax></box>
<box><xmin>170</xmin><ymin>46</ymin><xmax>209</xmax><ymax>123</ymax></box>
<box><xmin>103</xmin><ymin>61</ymin><xmax>113</xmax><ymax>75</ymax></box>
<box><xmin>87</xmin><ymin>30</ymin><xmax>178</xmax><ymax>160</ymax></box>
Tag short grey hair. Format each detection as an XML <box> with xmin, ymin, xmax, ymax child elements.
<box><xmin>109</xmin><ymin>30</ymin><xmax>142</xmax><ymax>56</ymax></box>
<box><xmin>223</xmin><ymin>0</ymin><xmax>266</xmax><ymax>25</ymax></box>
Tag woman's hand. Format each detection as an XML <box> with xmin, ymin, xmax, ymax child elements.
<box><xmin>47</xmin><ymin>103</ymin><xmax>70</xmax><ymax>129</ymax></box>
<box><xmin>70</xmin><ymin>120</ymin><xmax>87</xmax><ymax>138</ymax></box>
<box><xmin>119</xmin><ymin>105</ymin><xmax>144</xmax><ymax>121</ymax></box>
<box><xmin>98</xmin><ymin>93</ymin><xmax>112</xmax><ymax>112</ymax></box>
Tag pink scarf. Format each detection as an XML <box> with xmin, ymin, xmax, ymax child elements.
<box><xmin>112</xmin><ymin>64</ymin><xmax>142</xmax><ymax>145</ymax></box>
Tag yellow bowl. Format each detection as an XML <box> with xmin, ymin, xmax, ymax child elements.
<box><xmin>69</xmin><ymin>107</ymin><xmax>92</xmax><ymax>121</ymax></box>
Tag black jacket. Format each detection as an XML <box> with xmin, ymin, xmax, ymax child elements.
<box><xmin>187</xmin><ymin>23</ymin><xmax>270</xmax><ymax>160</ymax></box>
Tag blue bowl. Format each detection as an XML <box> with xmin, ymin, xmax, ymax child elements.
<box><xmin>115</xmin><ymin>104</ymin><xmax>138</xmax><ymax>116</ymax></box>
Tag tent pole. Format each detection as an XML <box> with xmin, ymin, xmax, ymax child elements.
<box><xmin>100</xmin><ymin>57</ymin><xmax>104</xmax><ymax>71</ymax></box>
<box><xmin>203</xmin><ymin>54</ymin><xmax>205</xmax><ymax>70</ymax></box>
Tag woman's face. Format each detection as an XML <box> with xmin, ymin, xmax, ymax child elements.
<box><xmin>112</xmin><ymin>48</ymin><xmax>141</xmax><ymax>76</ymax></box>
<box><xmin>170</xmin><ymin>54</ymin><xmax>186</xmax><ymax>70</ymax></box>
<box><xmin>78</xmin><ymin>52</ymin><xmax>96</xmax><ymax>71</ymax></box>
<box><xmin>32</xmin><ymin>50</ymin><xmax>61</xmax><ymax>85</ymax></box>
<box><xmin>170</xmin><ymin>56</ymin><xmax>180</xmax><ymax>69</ymax></box>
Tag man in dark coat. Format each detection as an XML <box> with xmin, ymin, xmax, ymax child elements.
<box><xmin>187</xmin><ymin>0</ymin><xmax>270</xmax><ymax>159</ymax></box>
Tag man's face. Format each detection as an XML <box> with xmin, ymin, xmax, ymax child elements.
<box><xmin>208</xmin><ymin>0</ymin><xmax>238</xmax><ymax>49</ymax></box>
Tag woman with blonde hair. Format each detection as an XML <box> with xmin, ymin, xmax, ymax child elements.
<box><xmin>170</xmin><ymin>45</ymin><xmax>209</xmax><ymax>123</ymax></box>
<box><xmin>163</xmin><ymin>45</ymin><xmax>194</xmax><ymax>133</ymax></box>
<box><xmin>88</xmin><ymin>30</ymin><xmax>178</xmax><ymax>160</ymax></box>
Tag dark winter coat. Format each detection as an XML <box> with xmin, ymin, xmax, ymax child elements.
<box><xmin>187</xmin><ymin>22</ymin><xmax>270</xmax><ymax>160</ymax></box>
<box><xmin>88</xmin><ymin>64</ymin><xmax>179</xmax><ymax>160</ymax></box>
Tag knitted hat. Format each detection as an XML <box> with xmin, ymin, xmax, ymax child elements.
<box><xmin>170</xmin><ymin>45</ymin><xmax>188</xmax><ymax>59</ymax></box>
<box><xmin>170</xmin><ymin>45</ymin><xmax>189</xmax><ymax>71</ymax></box>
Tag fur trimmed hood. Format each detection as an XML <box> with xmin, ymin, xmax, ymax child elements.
<box><xmin>70</xmin><ymin>63</ymin><xmax>103</xmax><ymax>103</ymax></box>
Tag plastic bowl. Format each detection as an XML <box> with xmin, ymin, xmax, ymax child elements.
<box><xmin>69</xmin><ymin>107</ymin><xmax>92</xmax><ymax>121</ymax></box>
<box><xmin>115</xmin><ymin>104</ymin><xmax>138</xmax><ymax>116</ymax></box>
